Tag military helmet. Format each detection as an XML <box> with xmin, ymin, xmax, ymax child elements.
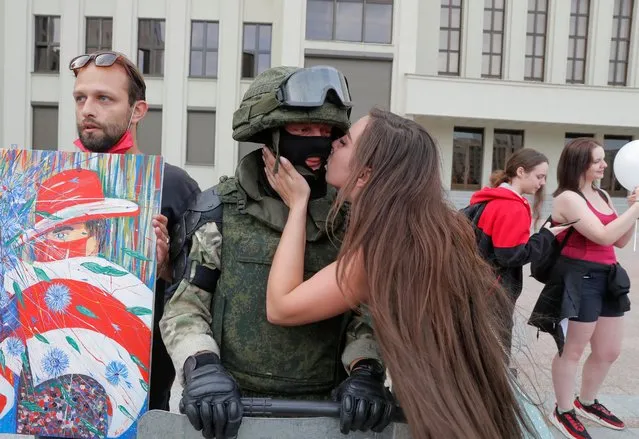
<box><xmin>232</xmin><ymin>66</ymin><xmax>352</xmax><ymax>146</ymax></box>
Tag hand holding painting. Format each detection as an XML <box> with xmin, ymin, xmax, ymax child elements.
<box><xmin>613</xmin><ymin>140</ymin><xmax>639</xmax><ymax>251</ymax></box>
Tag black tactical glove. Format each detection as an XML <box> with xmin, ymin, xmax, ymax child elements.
<box><xmin>333</xmin><ymin>359</ymin><xmax>395</xmax><ymax>434</ymax></box>
<box><xmin>180</xmin><ymin>352</ymin><xmax>243</xmax><ymax>439</ymax></box>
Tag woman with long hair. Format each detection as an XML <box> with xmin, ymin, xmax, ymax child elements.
<box><xmin>529</xmin><ymin>138</ymin><xmax>638</xmax><ymax>439</ymax></box>
<box><xmin>263</xmin><ymin>108</ymin><xmax>552</xmax><ymax>439</ymax></box>
<box><xmin>466</xmin><ymin>148</ymin><xmax>567</xmax><ymax>359</ymax></box>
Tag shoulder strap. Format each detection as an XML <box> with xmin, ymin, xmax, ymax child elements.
<box><xmin>168</xmin><ymin>187</ymin><xmax>224</xmax><ymax>294</ymax></box>
<box><xmin>594</xmin><ymin>186</ymin><xmax>611</xmax><ymax>204</ymax></box>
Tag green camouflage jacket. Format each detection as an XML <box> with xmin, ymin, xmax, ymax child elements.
<box><xmin>160</xmin><ymin>151</ymin><xmax>380</xmax><ymax>396</ymax></box>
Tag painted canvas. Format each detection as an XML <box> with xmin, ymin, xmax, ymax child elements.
<box><xmin>0</xmin><ymin>148</ymin><xmax>164</xmax><ymax>438</ymax></box>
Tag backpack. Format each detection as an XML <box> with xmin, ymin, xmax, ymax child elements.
<box><xmin>460</xmin><ymin>201</ymin><xmax>488</xmax><ymax>244</ymax></box>
<box><xmin>529</xmin><ymin>215</ymin><xmax>574</xmax><ymax>284</ymax></box>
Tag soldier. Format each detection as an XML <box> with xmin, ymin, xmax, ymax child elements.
<box><xmin>160</xmin><ymin>66</ymin><xmax>395</xmax><ymax>439</ymax></box>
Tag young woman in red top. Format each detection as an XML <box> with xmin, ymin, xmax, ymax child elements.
<box><xmin>539</xmin><ymin>138</ymin><xmax>639</xmax><ymax>439</ymax></box>
<box><xmin>468</xmin><ymin>149</ymin><xmax>567</xmax><ymax>357</ymax></box>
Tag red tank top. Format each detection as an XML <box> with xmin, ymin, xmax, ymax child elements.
<box><xmin>557</xmin><ymin>199</ymin><xmax>617</xmax><ymax>264</ymax></box>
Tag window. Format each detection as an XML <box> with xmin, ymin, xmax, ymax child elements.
<box><xmin>190</xmin><ymin>21</ymin><xmax>219</xmax><ymax>78</ymax></box>
<box><xmin>138</xmin><ymin>19</ymin><xmax>165</xmax><ymax>76</ymax></box>
<box><xmin>34</xmin><ymin>16</ymin><xmax>61</xmax><ymax>73</ymax></box>
<box><xmin>32</xmin><ymin>105</ymin><xmax>58</xmax><ymax>151</ymax></box>
<box><xmin>305</xmin><ymin>0</ymin><xmax>393</xmax><ymax>44</ymax></box>
<box><xmin>186</xmin><ymin>110</ymin><xmax>216</xmax><ymax>165</ymax></box>
<box><xmin>137</xmin><ymin>108</ymin><xmax>163</xmax><ymax>155</ymax></box>
<box><xmin>86</xmin><ymin>18</ymin><xmax>113</xmax><ymax>53</ymax></box>
<box><xmin>482</xmin><ymin>0</ymin><xmax>505</xmax><ymax>78</ymax></box>
<box><xmin>439</xmin><ymin>0</ymin><xmax>462</xmax><ymax>76</ymax></box>
<box><xmin>602</xmin><ymin>136</ymin><xmax>632</xmax><ymax>196</ymax></box>
<box><xmin>492</xmin><ymin>130</ymin><xmax>524</xmax><ymax>171</ymax></box>
<box><xmin>564</xmin><ymin>132</ymin><xmax>594</xmax><ymax>145</ymax></box>
<box><xmin>525</xmin><ymin>0</ymin><xmax>548</xmax><ymax>81</ymax></box>
<box><xmin>452</xmin><ymin>128</ymin><xmax>484</xmax><ymax>190</ymax></box>
<box><xmin>566</xmin><ymin>0</ymin><xmax>590</xmax><ymax>84</ymax></box>
<box><xmin>242</xmin><ymin>23</ymin><xmax>272</xmax><ymax>79</ymax></box>
<box><xmin>609</xmin><ymin>0</ymin><xmax>634</xmax><ymax>86</ymax></box>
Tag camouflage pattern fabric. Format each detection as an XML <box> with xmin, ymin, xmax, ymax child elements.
<box><xmin>160</xmin><ymin>151</ymin><xmax>382</xmax><ymax>397</ymax></box>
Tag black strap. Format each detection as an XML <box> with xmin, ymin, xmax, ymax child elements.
<box><xmin>543</xmin><ymin>214</ymin><xmax>575</xmax><ymax>252</ymax></box>
<box><xmin>559</xmin><ymin>227</ymin><xmax>575</xmax><ymax>251</ymax></box>
<box><xmin>189</xmin><ymin>262</ymin><xmax>221</xmax><ymax>293</ymax></box>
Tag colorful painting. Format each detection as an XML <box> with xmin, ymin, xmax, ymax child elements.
<box><xmin>0</xmin><ymin>149</ymin><xmax>164</xmax><ymax>438</ymax></box>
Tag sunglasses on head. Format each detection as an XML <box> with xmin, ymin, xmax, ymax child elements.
<box><xmin>69</xmin><ymin>51</ymin><xmax>146</xmax><ymax>98</ymax></box>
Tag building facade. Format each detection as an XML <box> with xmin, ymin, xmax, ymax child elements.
<box><xmin>0</xmin><ymin>0</ymin><xmax>637</xmax><ymax>210</ymax></box>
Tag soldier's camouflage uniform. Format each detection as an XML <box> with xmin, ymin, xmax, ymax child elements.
<box><xmin>160</xmin><ymin>66</ymin><xmax>381</xmax><ymax>399</ymax></box>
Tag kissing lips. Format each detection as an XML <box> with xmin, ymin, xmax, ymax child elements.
<box><xmin>305</xmin><ymin>157</ymin><xmax>322</xmax><ymax>171</ymax></box>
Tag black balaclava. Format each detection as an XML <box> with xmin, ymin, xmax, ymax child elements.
<box><xmin>267</xmin><ymin>128</ymin><xmax>333</xmax><ymax>200</ymax></box>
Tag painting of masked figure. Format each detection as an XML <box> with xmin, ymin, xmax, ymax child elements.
<box><xmin>0</xmin><ymin>148</ymin><xmax>163</xmax><ymax>438</ymax></box>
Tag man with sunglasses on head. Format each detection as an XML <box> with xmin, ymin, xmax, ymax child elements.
<box><xmin>68</xmin><ymin>51</ymin><xmax>201</xmax><ymax>414</ymax></box>
<box><xmin>160</xmin><ymin>66</ymin><xmax>395</xmax><ymax>439</ymax></box>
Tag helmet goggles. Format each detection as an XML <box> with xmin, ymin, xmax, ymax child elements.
<box><xmin>275</xmin><ymin>65</ymin><xmax>352</xmax><ymax>109</ymax></box>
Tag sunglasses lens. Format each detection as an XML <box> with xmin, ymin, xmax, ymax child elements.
<box><xmin>69</xmin><ymin>55</ymin><xmax>91</xmax><ymax>70</ymax></box>
<box><xmin>94</xmin><ymin>52</ymin><xmax>118</xmax><ymax>67</ymax></box>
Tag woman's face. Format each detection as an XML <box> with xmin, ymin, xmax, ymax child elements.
<box><xmin>518</xmin><ymin>162</ymin><xmax>548</xmax><ymax>195</ymax></box>
<box><xmin>585</xmin><ymin>146</ymin><xmax>607</xmax><ymax>182</ymax></box>
<box><xmin>326</xmin><ymin>116</ymin><xmax>369</xmax><ymax>189</ymax></box>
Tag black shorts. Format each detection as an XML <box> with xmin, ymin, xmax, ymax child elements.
<box><xmin>570</xmin><ymin>270</ymin><xmax>625</xmax><ymax>323</ymax></box>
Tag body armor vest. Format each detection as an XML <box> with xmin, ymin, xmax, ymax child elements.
<box><xmin>209</xmin><ymin>176</ymin><xmax>348</xmax><ymax>397</ymax></box>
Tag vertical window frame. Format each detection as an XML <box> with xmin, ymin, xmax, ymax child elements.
<box><xmin>525</xmin><ymin>0</ymin><xmax>548</xmax><ymax>81</ymax></box>
<box><xmin>189</xmin><ymin>20</ymin><xmax>220</xmax><ymax>78</ymax></box>
<box><xmin>566</xmin><ymin>0</ymin><xmax>591</xmax><ymax>84</ymax></box>
<box><xmin>482</xmin><ymin>0</ymin><xmax>505</xmax><ymax>79</ymax></box>
<box><xmin>439</xmin><ymin>0</ymin><xmax>463</xmax><ymax>76</ymax></box>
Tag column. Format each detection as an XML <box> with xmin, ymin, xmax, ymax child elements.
<box><xmin>414</xmin><ymin>0</ymin><xmax>440</xmax><ymax>75</ymax></box>
<box><xmin>215</xmin><ymin>0</ymin><xmax>243</xmax><ymax>177</ymax></box>
<box><xmin>503</xmin><ymin>0</ymin><xmax>527</xmax><ymax>80</ymax></box>
<box><xmin>481</xmin><ymin>128</ymin><xmax>494</xmax><ymax>188</ymax></box>
<box><xmin>461</xmin><ymin>0</ymin><xmax>485</xmax><ymax>78</ymax></box>
<box><xmin>112</xmin><ymin>0</ymin><xmax>138</xmax><ymax>57</ymax></box>
<box><xmin>627</xmin><ymin>0</ymin><xmax>639</xmax><ymax>86</ymax></box>
<box><xmin>546</xmin><ymin>0</ymin><xmax>571</xmax><ymax>83</ymax></box>
<box><xmin>390</xmin><ymin>0</ymin><xmax>418</xmax><ymax>115</ymax></box>
<box><xmin>280</xmin><ymin>0</ymin><xmax>304</xmax><ymax>66</ymax></box>
<box><xmin>586</xmin><ymin>0</ymin><xmax>614</xmax><ymax>85</ymax></box>
<box><xmin>58</xmin><ymin>0</ymin><xmax>84</xmax><ymax>152</ymax></box>
<box><xmin>2</xmin><ymin>0</ymin><xmax>30</xmax><ymax>149</ymax></box>
<box><xmin>161</xmin><ymin>0</ymin><xmax>189</xmax><ymax>166</ymax></box>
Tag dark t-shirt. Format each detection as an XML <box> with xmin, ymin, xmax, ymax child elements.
<box><xmin>150</xmin><ymin>163</ymin><xmax>200</xmax><ymax>410</ymax></box>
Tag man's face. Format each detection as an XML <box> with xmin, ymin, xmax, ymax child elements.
<box><xmin>283</xmin><ymin>123</ymin><xmax>333</xmax><ymax>171</ymax></box>
<box><xmin>73</xmin><ymin>63</ymin><xmax>132</xmax><ymax>153</ymax></box>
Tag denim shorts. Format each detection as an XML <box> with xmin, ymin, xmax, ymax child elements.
<box><xmin>569</xmin><ymin>270</ymin><xmax>625</xmax><ymax>322</ymax></box>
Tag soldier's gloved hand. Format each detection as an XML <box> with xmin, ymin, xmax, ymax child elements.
<box><xmin>333</xmin><ymin>359</ymin><xmax>395</xmax><ymax>434</ymax></box>
<box><xmin>180</xmin><ymin>352</ymin><xmax>243</xmax><ymax>439</ymax></box>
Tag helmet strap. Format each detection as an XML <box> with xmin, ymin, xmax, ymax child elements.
<box><xmin>271</xmin><ymin>129</ymin><xmax>281</xmax><ymax>174</ymax></box>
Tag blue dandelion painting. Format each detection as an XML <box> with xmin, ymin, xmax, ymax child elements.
<box><xmin>44</xmin><ymin>284</ymin><xmax>71</xmax><ymax>313</ymax></box>
<box><xmin>5</xmin><ymin>337</ymin><xmax>24</xmax><ymax>358</ymax></box>
<box><xmin>105</xmin><ymin>361</ymin><xmax>129</xmax><ymax>386</ymax></box>
<box><xmin>41</xmin><ymin>347</ymin><xmax>70</xmax><ymax>378</ymax></box>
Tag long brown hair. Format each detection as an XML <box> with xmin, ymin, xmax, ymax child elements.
<box><xmin>331</xmin><ymin>109</ymin><xmax>537</xmax><ymax>439</ymax></box>
<box><xmin>490</xmin><ymin>148</ymin><xmax>548</xmax><ymax>227</ymax></box>
<box><xmin>554</xmin><ymin>138</ymin><xmax>602</xmax><ymax>197</ymax></box>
